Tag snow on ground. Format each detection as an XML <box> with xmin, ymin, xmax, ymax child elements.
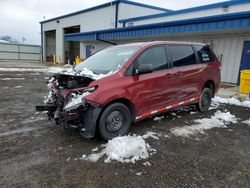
<box><xmin>171</xmin><ymin>111</ymin><xmax>238</xmax><ymax>138</ymax></box>
<box><xmin>242</xmin><ymin>119</ymin><xmax>250</xmax><ymax>126</ymax></box>
<box><xmin>14</xmin><ymin>86</ymin><xmax>23</xmax><ymax>89</ymax></box>
<box><xmin>212</xmin><ymin>96</ymin><xmax>250</xmax><ymax>108</ymax></box>
<box><xmin>80</xmin><ymin>132</ymin><xmax>159</xmax><ymax>163</ymax></box>
<box><xmin>142</xmin><ymin>131</ymin><xmax>160</xmax><ymax>140</ymax></box>
<box><xmin>153</xmin><ymin>116</ymin><xmax>164</xmax><ymax>121</ymax></box>
<box><xmin>1</xmin><ymin>78</ymin><xmax>25</xmax><ymax>81</ymax></box>
<box><xmin>0</xmin><ymin>68</ymin><xmax>47</xmax><ymax>72</ymax></box>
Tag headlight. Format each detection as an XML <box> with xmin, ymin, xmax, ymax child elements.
<box><xmin>63</xmin><ymin>86</ymin><xmax>97</xmax><ymax>112</ymax></box>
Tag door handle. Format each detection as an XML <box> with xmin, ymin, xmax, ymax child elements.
<box><xmin>175</xmin><ymin>71</ymin><xmax>182</xmax><ymax>77</ymax></box>
<box><xmin>165</xmin><ymin>73</ymin><xmax>172</xmax><ymax>78</ymax></box>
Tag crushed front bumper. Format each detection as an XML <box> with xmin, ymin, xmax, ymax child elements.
<box><xmin>36</xmin><ymin>102</ymin><xmax>103</xmax><ymax>138</ymax></box>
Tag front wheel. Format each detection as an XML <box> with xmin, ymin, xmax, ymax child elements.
<box><xmin>99</xmin><ymin>103</ymin><xmax>131</xmax><ymax>141</ymax></box>
<box><xmin>196</xmin><ymin>88</ymin><xmax>213</xmax><ymax>112</ymax></box>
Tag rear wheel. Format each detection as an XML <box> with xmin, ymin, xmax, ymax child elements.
<box><xmin>99</xmin><ymin>103</ymin><xmax>131</xmax><ymax>141</ymax></box>
<box><xmin>196</xmin><ymin>87</ymin><xmax>213</xmax><ymax>112</ymax></box>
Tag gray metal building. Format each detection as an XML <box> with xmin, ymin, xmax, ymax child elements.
<box><xmin>40</xmin><ymin>0</ymin><xmax>250</xmax><ymax>84</ymax></box>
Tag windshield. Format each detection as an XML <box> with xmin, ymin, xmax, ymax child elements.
<box><xmin>75</xmin><ymin>46</ymin><xmax>140</xmax><ymax>74</ymax></box>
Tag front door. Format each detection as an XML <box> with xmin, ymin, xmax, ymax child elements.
<box><xmin>238</xmin><ymin>41</ymin><xmax>250</xmax><ymax>84</ymax></box>
<box><xmin>127</xmin><ymin>45</ymin><xmax>176</xmax><ymax>116</ymax></box>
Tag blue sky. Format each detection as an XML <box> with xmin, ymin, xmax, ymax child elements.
<box><xmin>0</xmin><ymin>0</ymin><xmax>228</xmax><ymax>44</ymax></box>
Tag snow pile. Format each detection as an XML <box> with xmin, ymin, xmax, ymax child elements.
<box><xmin>0</xmin><ymin>68</ymin><xmax>47</xmax><ymax>72</ymax></box>
<box><xmin>171</xmin><ymin>111</ymin><xmax>238</xmax><ymax>137</ymax></box>
<box><xmin>47</xmin><ymin>67</ymin><xmax>116</xmax><ymax>80</ymax></box>
<box><xmin>80</xmin><ymin>133</ymin><xmax>159</xmax><ymax>163</ymax></box>
<box><xmin>1</xmin><ymin>78</ymin><xmax>25</xmax><ymax>80</ymax></box>
<box><xmin>47</xmin><ymin>67</ymin><xmax>76</xmax><ymax>76</ymax></box>
<box><xmin>212</xmin><ymin>96</ymin><xmax>250</xmax><ymax>108</ymax></box>
<box><xmin>242</xmin><ymin>119</ymin><xmax>250</xmax><ymax>126</ymax></box>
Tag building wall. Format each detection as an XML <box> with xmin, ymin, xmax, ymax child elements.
<box><xmin>129</xmin><ymin>3</ymin><xmax>250</xmax><ymax>26</ymax></box>
<box><xmin>42</xmin><ymin>5</ymin><xmax>117</xmax><ymax>62</ymax></box>
<box><xmin>41</xmin><ymin>2</ymin><xmax>166</xmax><ymax>62</ymax></box>
<box><xmin>118</xmin><ymin>3</ymin><xmax>165</xmax><ymax>27</ymax></box>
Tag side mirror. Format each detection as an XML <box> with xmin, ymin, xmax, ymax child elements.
<box><xmin>137</xmin><ymin>64</ymin><xmax>153</xmax><ymax>75</ymax></box>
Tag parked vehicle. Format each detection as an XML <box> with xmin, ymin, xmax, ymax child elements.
<box><xmin>36</xmin><ymin>41</ymin><xmax>221</xmax><ymax>140</ymax></box>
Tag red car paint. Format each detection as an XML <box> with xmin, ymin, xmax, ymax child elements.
<box><xmin>83</xmin><ymin>41</ymin><xmax>221</xmax><ymax>121</ymax></box>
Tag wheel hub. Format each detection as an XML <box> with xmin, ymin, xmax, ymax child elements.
<box><xmin>106</xmin><ymin>111</ymin><xmax>124</xmax><ymax>132</ymax></box>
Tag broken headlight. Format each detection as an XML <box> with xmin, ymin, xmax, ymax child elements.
<box><xmin>63</xmin><ymin>86</ymin><xmax>97</xmax><ymax>112</ymax></box>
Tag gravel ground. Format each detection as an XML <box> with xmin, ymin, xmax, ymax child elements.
<box><xmin>0</xmin><ymin>61</ymin><xmax>249</xmax><ymax>188</ymax></box>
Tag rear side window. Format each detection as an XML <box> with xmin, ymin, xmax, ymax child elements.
<box><xmin>169</xmin><ymin>45</ymin><xmax>197</xmax><ymax>67</ymax></box>
<box><xmin>136</xmin><ymin>46</ymin><xmax>168</xmax><ymax>71</ymax></box>
<box><xmin>195</xmin><ymin>45</ymin><xmax>216</xmax><ymax>63</ymax></box>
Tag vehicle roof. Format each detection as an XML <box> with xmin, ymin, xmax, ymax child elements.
<box><xmin>115</xmin><ymin>41</ymin><xmax>206</xmax><ymax>48</ymax></box>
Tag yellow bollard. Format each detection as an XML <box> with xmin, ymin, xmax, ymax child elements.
<box><xmin>58</xmin><ymin>56</ymin><xmax>61</xmax><ymax>65</ymax></box>
<box><xmin>53</xmin><ymin>54</ymin><xmax>56</xmax><ymax>65</ymax></box>
<box><xmin>75</xmin><ymin>56</ymin><xmax>80</xmax><ymax>65</ymax></box>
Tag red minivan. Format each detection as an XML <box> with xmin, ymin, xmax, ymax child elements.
<box><xmin>37</xmin><ymin>41</ymin><xmax>221</xmax><ymax>140</ymax></box>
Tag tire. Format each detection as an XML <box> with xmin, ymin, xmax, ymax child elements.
<box><xmin>196</xmin><ymin>87</ymin><xmax>213</xmax><ymax>112</ymax></box>
<box><xmin>99</xmin><ymin>103</ymin><xmax>131</xmax><ymax>141</ymax></box>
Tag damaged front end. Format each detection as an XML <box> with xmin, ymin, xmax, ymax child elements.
<box><xmin>36</xmin><ymin>74</ymin><xmax>102</xmax><ymax>138</ymax></box>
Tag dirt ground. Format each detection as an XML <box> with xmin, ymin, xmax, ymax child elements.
<box><xmin>0</xmin><ymin>61</ymin><xmax>250</xmax><ymax>188</ymax></box>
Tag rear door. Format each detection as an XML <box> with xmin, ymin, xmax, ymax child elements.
<box><xmin>167</xmin><ymin>45</ymin><xmax>203</xmax><ymax>102</ymax></box>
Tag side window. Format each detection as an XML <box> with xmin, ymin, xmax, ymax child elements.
<box><xmin>169</xmin><ymin>45</ymin><xmax>197</xmax><ymax>67</ymax></box>
<box><xmin>195</xmin><ymin>45</ymin><xmax>216</xmax><ymax>63</ymax></box>
<box><xmin>136</xmin><ymin>46</ymin><xmax>168</xmax><ymax>71</ymax></box>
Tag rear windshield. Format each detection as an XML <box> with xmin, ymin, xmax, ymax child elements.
<box><xmin>75</xmin><ymin>46</ymin><xmax>140</xmax><ymax>74</ymax></box>
<box><xmin>194</xmin><ymin>45</ymin><xmax>216</xmax><ymax>63</ymax></box>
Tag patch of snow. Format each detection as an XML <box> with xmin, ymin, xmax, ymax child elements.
<box><xmin>0</xmin><ymin>68</ymin><xmax>47</xmax><ymax>72</ymax></box>
<box><xmin>153</xmin><ymin>116</ymin><xmax>164</xmax><ymax>121</ymax></box>
<box><xmin>135</xmin><ymin>172</ymin><xmax>143</xmax><ymax>176</ymax></box>
<box><xmin>79</xmin><ymin>68</ymin><xmax>116</xmax><ymax>80</ymax></box>
<box><xmin>142</xmin><ymin>131</ymin><xmax>160</xmax><ymax>140</ymax></box>
<box><xmin>242</xmin><ymin>119</ymin><xmax>250</xmax><ymax>126</ymax></box>
<box><xmin>143</xmin><ymin>162</ymin><xmax>151</xmax><ymax>166</ymax></box>
<box><xmin>164</xmin><ymin>134</ymin><xmax>171</xmax><ymax>138</ymax></box>
<box><xmin>66</xmin><ymin>157</ymin><xmax>71</xmax><ymax>162</ymax></box>
<box><xmin>212</xmin><ymin>96</ymin><xmax>250</xmax><ymax>108</ymax></box>
<box><xmin>81</xmin><ymin>134</ymin><xmax>157</xmax><ymax>163</ymax></box>
<box><xmin>91</xmin><ymin>147</ymin><xmax>98</xmax><ymax>152</ymax></box>
<box><xmin>1</xmin><ymin>78</ymin><xmax>25</xmax><ymax>80</ymax></box>
<box><xmin>14</xmin><ymin>86</ymin><xmax>23</xmax><ymax>89</ymax></box>
<box><xmin>171</xmin><ymin>111</ymin><xmax>238</xmax><ymax>138</ymax></box>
